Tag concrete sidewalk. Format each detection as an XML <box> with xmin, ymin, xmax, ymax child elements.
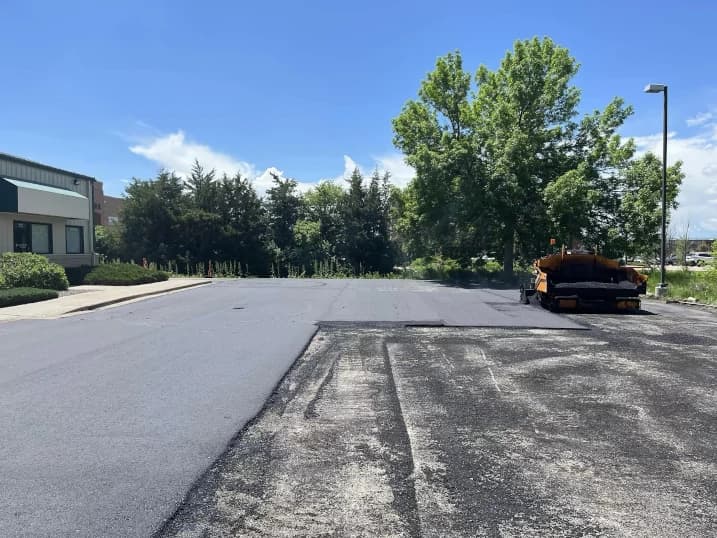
<box><xmin>0</xmin><ymin>278</ymin><xmax>210</xmax><ymax>321</ymax></box>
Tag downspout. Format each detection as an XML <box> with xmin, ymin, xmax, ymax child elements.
<box><xmin>88</xmin><ymin>178</ymin><xmax>96</xmax><ymax>265</ymax></box>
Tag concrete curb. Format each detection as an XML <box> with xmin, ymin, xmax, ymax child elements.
<box><xmin>665</xmin><ymin>299</ymin><xmax>717</xmax><ymax>310</ymax></box>
<box><xmin>646</xmin><ymin>295</ymin><xmax>717</xmax><ymax>310</ymax></box>
<box><xmin>66</xmin><ymin>281</ymin><xmax>212</xmax><ymax>313</ymax></box>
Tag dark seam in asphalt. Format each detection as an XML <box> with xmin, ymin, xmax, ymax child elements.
<box><xmin>317</xmin><ymin>320</ymin><xmax>444</xmax><ymax>328</ymax></box>
<box><xmin>318</xmin><ymin>321</ymin><xmax>590</xmax><ymax>330</ymax></box>
<box><xmin>150</xmin><ymin>324</ymin><xmax>321</xmax><ymax>538</ymax></box>
<box><xmin>381</xmin><ymin>340</ymin><xmax>423</xmax><ymax>538</ymax></box>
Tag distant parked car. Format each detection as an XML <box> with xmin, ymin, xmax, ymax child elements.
<box><xmin>653</xmin><ymin>254</ymin><xmax>676</xmax><ymax>265</ymax></box>
<box><xmin>626</xmin><ymin>256</ymin><xmax>646</xmax><ymax>266</ymax></box>
<box><xmin>686</xmin><ymin>252</ymin><xmax>714</xmax><ymax>266</ymax></box>
<box><xmin>471</xmin><ymin>254</ymin><xmax>496</xmax><ymax>264</ymax></box>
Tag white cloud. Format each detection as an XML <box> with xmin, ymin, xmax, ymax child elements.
<box><xmin>323</xmin><ymin>153</ymin><xmax>415</xmax><ymax>187</ymax></box>
<box><xmin>633</xmin><ymin>123</ymin><xmax>717</xmax><ymax>237</ymax></box>
<box><xmin>686</xmin><ymin>111</ymin><xmax>713</xmax><ymax>127</ymax></box>
<box><xmin>129</xmin><ymin>130</ymin><xmax>415</xmax><ymax>197</ymax></box>
<box><xmin>374</xmin><ymin>153</ymin><xmax>415</xmax><ymax>187</ymax></box>
<box><xmin>130</xmin><ymin>130</ymin><xmax>257</xmax><ymax>179</ymax></box>
<box><xmin>129</xmin><ymin>130</ymin><xmax>314</xmax><ymax>194</ymax></box>
<box><xmin>326</xmin><ymin>155</ymin><xmax>360</xmax><ymax>183</ymax></box>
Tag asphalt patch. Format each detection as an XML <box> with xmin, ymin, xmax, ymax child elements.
<box><xmin>157</xmin><ymin>304</ymin><xmax>717</xmax><ymax>537</ymax></box>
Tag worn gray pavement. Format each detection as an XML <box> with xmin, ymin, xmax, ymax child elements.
<box><xmin>159</xmin><ymin>301</ymin><xmax>717</xmax><ymax>537</ymax></box>
<box><xmin>0</xmin><ymin>279</ymin><xmax>579</xmax><ymax>537</ymax></box>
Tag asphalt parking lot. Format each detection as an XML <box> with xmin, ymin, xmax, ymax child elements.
<box><xmin>0</xmin><ymin>279</ymin><xmax>580</xmax><ymax>537</ymax></box>
<box><xmin>159</xmin><ymin>301</ymin><xmax>717</xmax><ymax>537</ymax></box>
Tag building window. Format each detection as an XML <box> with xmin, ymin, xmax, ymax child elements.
<box><xmin>13</xmin><ymin>221</ymin><xmax>53</xmax><ymax>254</ymax></box>
<box><xmin>66</xmin><ymin>226</ymin><xmax>84</xmax><ymax>254</ymax></box>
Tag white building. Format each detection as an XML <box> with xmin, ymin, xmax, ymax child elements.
<box><xmin>0</xmin><ymin>152</ymin><xmax>96</xmax><ymax>267</ymax></box>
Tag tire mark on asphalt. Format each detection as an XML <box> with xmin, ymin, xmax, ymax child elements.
<box><xmin>487</xmin><ymin>366</ymin><xmax>502</xmax><ymax>393</ymax></box>
<box><xmin>380</xmin><ymin>339</ymin><xmax>422</xmax><ymax>538</ymax></box>
<box><xmin>303</xmin><ymin>353</ymin><xmax>338</xmax><ymax>419</ymax></box>
<box><xmin>387</xmin><ymin>331</ymin><xmax>615</xmax><ymax>536</ymax></box>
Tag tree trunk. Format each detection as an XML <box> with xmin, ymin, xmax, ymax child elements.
<box><xmin>503</xmin><ymin>233</ymin><xmax>514</xmax><ymax>280</ymax></box>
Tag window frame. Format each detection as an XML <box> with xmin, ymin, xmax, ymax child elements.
<box><xmin>65</xmin><ymin>225</ymin><xmax>84</xmax><ymax>254</ymax></box>
<box><xmin>13</xmin><ymin>221</ymin><xmax>53</xmax><ymax>254</ymax></box>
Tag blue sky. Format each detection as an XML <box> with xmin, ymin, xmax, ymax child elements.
<box><xmin>2</xmin><ymin>1</ymin><xmax>716</xmax><ymax>235</ymax></box>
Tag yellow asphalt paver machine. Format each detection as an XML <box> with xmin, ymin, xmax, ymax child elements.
<box><xmin>520</xmin><ymin>249</ymin><xmax>648</xmax><ymax>311</ymax></box>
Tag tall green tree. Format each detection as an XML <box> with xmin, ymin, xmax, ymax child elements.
<box><xmin>94</xmin><ymin>224</ymin><xmax>125</xmax><ymax>261</ymax></box>
<box><xmin>563</xmin><ymin>98</ymin><xmax>637</xmax><ymax>253</ymax></box>
<box><xmin>302</xmin><ymin>181</ymin><xmax>345</xmax><ymax>252</ymax></box>
<box><xmin>265</xmin><ymin>173</ymin><xmax>301</xmax><ymax>271</ymax></box>
<box><xmin>186</xmin><ymin>159</ymin><xmax>219</xmax><ymax>212</ymax></box>
<box><xmin>389</xmin><ymin>183</ymin><xmax>423</xmax><ymax>263</ymax></box>
<box><xmin>473</xmin><ymin>37</ymin><xmax>581</xmax><ymax>276</ymax></box>
<box><xmin>393</xmin><ymin>51</ymin><xmax>485</xmax><ymax>260</ymax></box>
<box><xmin>121</xmin><ymin>170</ymin><xmax>187</xmax><ymax>263</ymax></box>
<box><xmin>340</xmin><ymin>169</ymin><xmax>395</xmax><ymax>273</ymax></box>
<box><xmin>120</xmin><ymin>166</ymin><xmax>273</xmax><ymax>274</ymax></box>
<box><xmin>543</xmin><ymin>165</ymin><xmax>600</xmax><ymax>249</ymax></box>
<box><xmin>394</xmin><ymin>38</ymin><xmax>644</xmax><ymax>276</ymax></box>
<box><xmin>292</xmin><ymin>219</ymin><xmax>330</xmax><ymax>271</ymax></box>
<box><xmin>341</xmin><ymin>169</ymin><xmax>368</xmax><ymax>271</ymax></box>
<box><xmin>175</xmin><ymin>209</ymin><xmax>223</xmax><ymax>267</ymax></box>
<box><xmin>218</xmin><ymin>172</ymin><xmax>271</xmax><ymax>273</ymax></box>
<box><xmin>614</xmin><ymin>153</ymin><xmax>684</xmax><ymax>258</ymax></box>
<box><xmin>363</xmin><ymin>170</ymin><xmax>395</xmax><ymax>273</ymax></box>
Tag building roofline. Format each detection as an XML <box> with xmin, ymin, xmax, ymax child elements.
<box><xmin>0</xmin><ymin>152</ymin><xmax>96</xmax><ymax>182</ymax></box>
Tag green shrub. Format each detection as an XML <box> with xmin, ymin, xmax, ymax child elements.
<box><xmin>0</xmin><ymin>287</ymin><xmax>59</xmax><ymax>308</ymax></box>
<box><xmin>408</xmin><ymin>256</ymin><xmax>465</xmax><ymax>280</ymax></box>
<box><xmin>64</xmin><ymin>265</ymin><xmax>94</xmax><ymax>286</ymax></box>
<box><xmin>84</xmin><ymin>263</ymin><xmax>169</xmax><ymax>285</ymax></box>
<box><xmin>0</xmin><ymin>253</ymin><xmax>69</xmax><ymax>290</ymax></box>
<box><xmin>481</xmin><ymin>260</ymin><xmax>503</xmax><ymax>273</ymax></box>
<box><xmin>0</xmin><ymin>273</ymin><xmax>7</xmax><ymax>290</ymax></box>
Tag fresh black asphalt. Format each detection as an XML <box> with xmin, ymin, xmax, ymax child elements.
<box><xmin>0</xmin><ymin>279</ymin><xmax>579</xmax><ymax>537</ymax></box>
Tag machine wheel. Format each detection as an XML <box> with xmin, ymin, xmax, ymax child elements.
<box><xmin>537</xmin><ymin>292</ymin><xmax>557</xmax><ymax>311</ymax></box>
<box><xmin>519</xmin><ymin>285</ymin><xmax>529</xmax><ymax>304</ymax></box>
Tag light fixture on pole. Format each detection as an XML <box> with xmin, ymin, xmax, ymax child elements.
<box><xmin>644</xmin><ymin>82</ymin><xmax>668</xmax><ymax>299</ymax></box>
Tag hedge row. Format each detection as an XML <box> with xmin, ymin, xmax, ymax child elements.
<box><xmin>83</xmin><ymin>263</ymin><xmax>169</xmax><ymax>285</ymax></box>
<box><xmin>0</xmin><ymin>253</ymin><xmax>69</xmax><ymax>290</ymax></box>
<box><xmin>64</xmin><ymin>265</ymin><xmax>94</xmax><ymax>286</ymax></box>
<box><xmin>0</xmin><ymin>287</ymin><xmax>59</xmax><ymax>308</ymax></box>
<box><xmin>0</xmin><ymin>254</ymin><xmax>168</xmax><ymax>291</ymax></box>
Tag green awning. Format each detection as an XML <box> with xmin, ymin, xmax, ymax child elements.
<box><xmin>0</xmin><ymin>177</ymin><xmax>89</xmax><ymax>219</ymax></box>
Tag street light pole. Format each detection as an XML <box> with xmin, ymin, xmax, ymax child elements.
<box><xmin>660</xmin><ymin>86</ymin><xmax>667</xmax><ymax>292</ymax></box>
<box><xmin>644</xmin><ymin>83</ymin><xmax>669</xmax><ymax>298</ymax></box>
